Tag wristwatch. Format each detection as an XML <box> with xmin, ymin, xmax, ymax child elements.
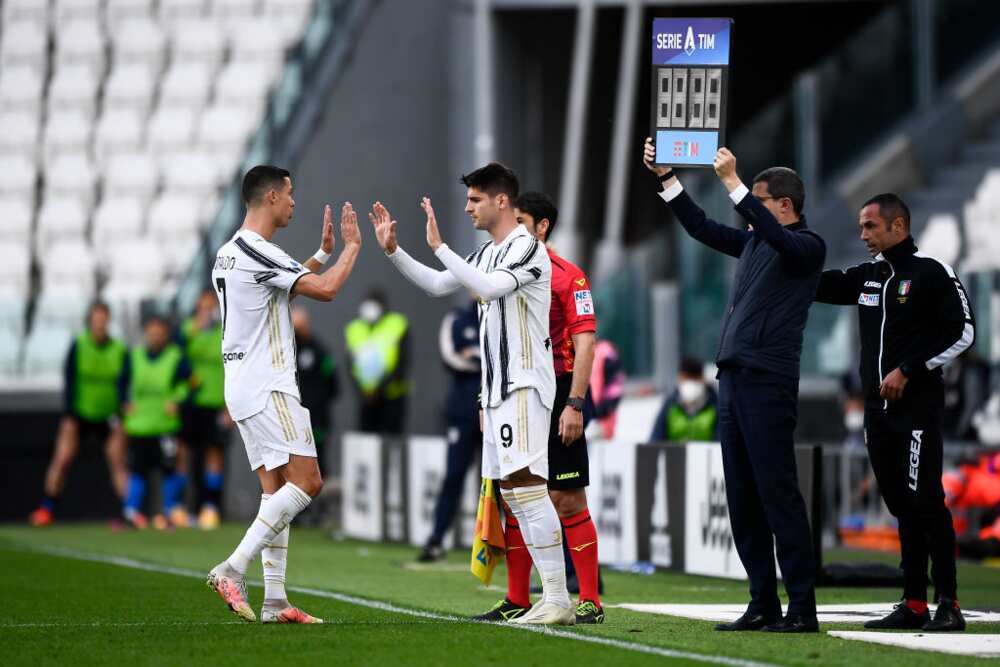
<box><xmin>566</xmin><ymin>396</ymin><xmax>585</xmax><ymax>412</ymax></box>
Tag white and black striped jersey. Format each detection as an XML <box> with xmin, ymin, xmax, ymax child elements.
<box><xmin>211</xmin><ymin>229</ymin><xmax>310</xmax><ymax>421</ymax></box>
<box><xmin>467</xmin><ymin>225</ymin><xmax>556</xmax><ymax>410</ymax></box>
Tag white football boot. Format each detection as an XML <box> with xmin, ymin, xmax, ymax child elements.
<box><xmin>509</xmin><ymin>599</ymin><xmax>576</xmax><ymax>625</ymax></box>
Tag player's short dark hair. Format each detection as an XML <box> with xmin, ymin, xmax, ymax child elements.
<box><xmin>514</xmin><ymin>191</ymin><xmax>558</xmax><ymax>241</ymax></box>
<box><xmin>142</xmin><ymin>313</ymin><xmax>170</xmax><ymax>329</ymax></box>
<box><xmin>862</xmin><ymin>192</ymin><xmax>911</xmax><ymax>232</ymax></box>
<box><xmin>87</xmin><ymin>300</ymin><xmax>110</xmax><ymax>318</ymax></box>
<box><xmin>679</xmin><ymin>357</ymin><xmax>703</xmax><ymax>378</ymax></box>
<box><xmin>242</xmin><ymin>165</ymin><xmax>291</xmax><ymax>207</ymax></box>
<box><xmin>752</xmin><ymin>167</ymin><xmax>805</xmax><ymax>216</ymax></box>
<box><xmin>460</xmin><ymin>162</ymin><xmax>519</xmax><ymax>200</ymax></box>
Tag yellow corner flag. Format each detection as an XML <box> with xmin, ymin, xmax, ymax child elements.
<box><xmin>471</xmin><ymin>477</ymin><xmax>506</xmax><ymax>585</ymax></box>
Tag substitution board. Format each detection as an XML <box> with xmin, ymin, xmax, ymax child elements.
<box><xmin>650</xmin><ymin>18</ymin><xmax>733</xmax><ymax>167</ymax></box>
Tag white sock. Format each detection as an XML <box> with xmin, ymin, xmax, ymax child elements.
<box><xmin>226</xmin><ymin>482</ymin><xmax>310</xmax><ymax>575</ymax></box>
<box><xmin>501</xmin><ymin>485</ymin><xmax>570</xmax><ymax>608</ymax></box>
<box><xmin>259</xmin><ymin>494</ymin><xmax>289</xmax><ymax>607</ymax></box>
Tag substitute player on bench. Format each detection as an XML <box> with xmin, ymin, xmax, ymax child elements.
<box><xmin>206</xmin><ymin>166</ymin><xmax>362</xmax><ymax>624</ymax></box>
<box><xmin>371</xmin><ymin>163</ymin><xmax>574</xmax><ymax>625</ymax></box>
<box><xmin>473</xmin><ymin>191</ymin><xmax>603</xmax><ymax>624</ymax></box>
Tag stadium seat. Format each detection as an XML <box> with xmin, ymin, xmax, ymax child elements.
<box><xmin>162</xmin><ymin>151</ymin><xmax>224</xmax><ymax>194</ymax></box>
<box><xmin>105</xmin><ymin>152</ymin><xmax>159</xmax><ymax>203</ymax></box>
<box><xmin>42</xmin><ymin>240</ymin><xmax>98</xmax><ymax>298</ymax></box>
<box><xmin>33</xmin><ymin>291</ymin><xmax>89</xmax><ymax>333</ymax></box>
<box><xmin>0</xmin><ymin>332</ymin><xmax>22</xmax><ymax>377</ymax></box>
<box><xmin>162</xmin><ymin>231</ymin><xmax>203</xmax><ymax>277</ymax></box>
<box><xmin>2</xmin><ymin>0</ymin><xmax>50</xmax><ymax>28</ymax></box>
<box><xmin>263</xmin><ymin>0</ymin><xmax>314</xmax><ymax>46</ymax></box>
<box><xmin>228</xmin><ymin>18</ymin><xmax>286</xmax><ymax>67</ymax></box>
<box><xmin>95</xmin><ymin>108</ymin><xmax>146</xmax><ymax>167</ymax></box>
<box><xmin>43</xmin><ymin>109</ymin><xmax>93</xmax><ymax>166</ymax></box>
<box><xmin>148</xmin><ymin>192</ymin><xmax>206</xmax><ymax>238</ymax></box>
<box><xmin>54</xmin><ymin>20</ymin><xmax>106</xmax><ymax>76</ymax></box>
<box><xmin>0</xmin><ymin>241</ymin><xmax>32</xmax><ymax>299</ymax></box>
<box><xmin>47</xmin><ymin>63</ymin><xmax>101</xmax><ymax>116</ymax></box>
<box><xmin>54</xmin><ymin>0</ymin><xmax>103</xmax><ymax>25</ymax></box>
<box><xmin>92</xmin><ymin>197</ymin><xmax>147</xmax><ymax>264</ymax></box>
<box><xmin>105</xmin><ymin>238</ymin><xmax>167</xmax><ymax>300</ymax></box>
<box><xmin>112</xmin><ymin>18</ymin><xmax>168</xmax><ymax>74</ymax></box>
<box><xmin>158</xmin><ymin>0</ymin><xmax>208</xmax><ymax>32</ymax></box>
<box><xmin>36</xmin><ymin>197</ymin><xmax>89</xmax><ymax>256</ymax></box>
<box><xmin>45</xmin><ymin>153</ymin><xmax>99</xmax><ymax>213</ymax></box>
<box><xmin>103</xmin><ymin>63</ymin><xmax>157</xmax><ymax>115</ymax></box>
<box><xmin>916</xmin><ymin>214</ymin><xmax>961</xmax><ymax>267</ymax></box>
<box><xmin>0</xmin><ymin>112</ymin><xmax>40</xmax><ymax>161</ymax></box>
<box><xmin>0</xmin><ymin>293</ymin><xmax>27</xmax><ymax>338</ymax></box>
<box><xmin>147</xmin><ymin>106</ymin><xmax>198</xmax><ymax>155</ymax></box>
<box><xmin>211</xmin><ymin>0</ymin><xmax>259</xmax><ymax>22</ymax></box>
<box><xmin>159</xmin><ymin>62</ymin><xmax>214</xmax><ymax>110</ymax></box>
<box><xmin>215</xmin><ymin>61</ymin><xmax>275</xmax><ymax>111</ymax></box>
<box><xmin>0</xmin><ymin>198</ymin><xmax>35</xmax><ymax>245</ymax></box>
<box><xmin>105</xmin><ymin>0</ymin><xmax>156</xmax><ymax>30</ymax></box>
<box><xmin>23</xmin><ymin>325</ymin><xmax>75</xmax><ymax>380</ymax></box>
<box><xmin>0</xmin><ymin>66</ymin><xmax>45</xmax><ymax>115</ymax></box>
<box><xmin>198</xmin><ymin>103</ymin><xmax>259</xmax><ymax>151</ymax></box>
<box><xmin>170</xmin><ymin>20</ymin><xmax>226</xmax><ymax>71</ymax></box>
<box><xmin>976</xmin><ymin>168</ymin><xmax>1000</xmax><ymax>209</ymax></box>
<box><xmin>0</xmin><ymin>155</ymin><xmax>37</xmax><ymax>203</ymax></box>
<box><xmin>0</xmin><ymin>21</ymin><xmax>48</xmax><ymax>73</ymax></box>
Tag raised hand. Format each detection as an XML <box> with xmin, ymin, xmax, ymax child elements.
<box><xmin>713</xmin><ymin>147</ymin><xmax>740</xmax><ymax>190</ymax></box>
<box><xmin>340</xmin><ymin>202</ymin><xmax>361</xmax><ymax>247</ymax></box>
<box><xmin>643</xmin><ymin>136</ymin><xmax>670</xmax><ymax>177</ymax></box>
<box><xmin>320</xmin><ymin>204</ymin><xmax>335</xmax><ymax>254</ymax></box>
<box><xmin>421</xmin><ymin>197</ymin><xmax>442</xmax><ymax>251</ymax></box>
<box><xmin>368</xmin><ymin>201</ymin><xmax>398</xmax><ymax>254</ymax></box>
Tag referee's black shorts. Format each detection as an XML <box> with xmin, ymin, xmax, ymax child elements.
<box><xmin>547</xmin><ymin>373</ymin><xmax>589</xmax><ymax>490</ymax></box>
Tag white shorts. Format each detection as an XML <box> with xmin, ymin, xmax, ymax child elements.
<box><xmin>482</xmin><ymin>387</ymin><xmax>551</xmax><ymax>481</ymax></box>
<box><xmin>235</xmin><ymin>391</ymin><xmax>316</xmax><ymax>472</ymax></box>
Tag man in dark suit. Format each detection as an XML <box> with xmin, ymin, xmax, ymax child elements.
<box><xmin>643</xmin><ymin>138</ymin><xmax>825</xmax><ymax>633</ymax></box>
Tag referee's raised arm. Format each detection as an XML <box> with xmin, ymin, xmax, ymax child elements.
<box><xmin>642</xmin><ymin>137</ymin><xmax>749</xmax><ymax>258</ymax></box>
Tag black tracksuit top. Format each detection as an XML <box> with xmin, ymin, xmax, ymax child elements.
<box><xmin>666</xmin><ymin>188</ymin><xmax>826</xmax><ymax>379</ymax></box>
<box><xmin>815</xmin><ymin>236</ymin><xmax>975</xmax><ymax>411</ymax></box>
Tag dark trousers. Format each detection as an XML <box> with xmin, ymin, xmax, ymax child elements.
<box><xmin>359</xmin><ymin>397</ymin><xmax>406</xmax><ymax>434</ymax></box>
<box><xmin>866</xmin><ymin>400</ymin><xmax>956</xmax><ymax>601</ymax></box>
<box><xmin>717</xmin><ymin>368</ymin><xmax>817</xmax><ymax>617</ymax></box>
<box><xmin>428</xmin><ymin>419</ymin><xmax>482</xmax><ymax>546</ymax></box>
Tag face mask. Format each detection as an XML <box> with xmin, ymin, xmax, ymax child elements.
<box><xmin>359</xmin><ymin>300</ymin><xmax>383</xmax><ymax>324</ymax></box>
<box><xmin>844</xmin><ymin>410</ymin><xmax>864</xmax><ymax>433</ymax></box>
<box><xmin>677</xmin><ymin>380</ymin><xmax>706</xmax><ymax>405</ymax></box>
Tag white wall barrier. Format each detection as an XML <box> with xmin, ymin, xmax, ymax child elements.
<box><xmin>341</xmin><ymin>431</ymin><xmax>821</xmax><ymax>578</ymax></box>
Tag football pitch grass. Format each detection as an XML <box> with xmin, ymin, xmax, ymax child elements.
<box><xmin>1</xmin><ymin>524</ymin><xmax>998</xmax><ymax>666</ymax></box>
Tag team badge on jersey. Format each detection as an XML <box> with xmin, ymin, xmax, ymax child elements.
<box><xmin>574</xmin><ymin>290</ymin><xmax>594</xmax><ymax>315</ymax></box>
<box><xmin>898</xmin><ymin>280</ymin><xmax>912</xmax><ymax>295</ymax></box>
<box><xmin>858</xmin><ymin>292</ymin><xmax>880</xmax><ymax>307</ymax></box>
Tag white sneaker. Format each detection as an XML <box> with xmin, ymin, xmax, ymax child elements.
<box><xmin>509</xmin><ymin>600</ymin><xmax>576</xmax><ymax>625</ymax></box>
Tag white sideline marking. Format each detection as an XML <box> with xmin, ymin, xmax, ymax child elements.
<box><xmin>615</xmin><ymin>603</ymin><xmax>1000</xmax><ymax>624</ymax></box>
<box><xmin>14</xmin><ymin>544</ymin><xmax>777</xmax><ymax>667</ymax></box>
<box><xmin>829</xmin><ymin>631</ymin><xmax>1000</xmax><ymax>658</ymax></box>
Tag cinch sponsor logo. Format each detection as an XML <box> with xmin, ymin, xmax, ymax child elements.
<box><xmin>858</xmin><ymin>292</ymin><xmax>880</xmax><ymax>307</ymax></box>
<box><xmin>673</xmin><ymin>141</ymin><xmax>699</xmax><ymax>157</ymax></box>
<box><xmin>864</xmin><ymin>281</ymin><xmax>882</xmax><ymax>288</ymax></box>
<box><xmin>221</xmin><ymin>351</ymin><xmax>245</xmax><ymax>362</ymax></box>
<box><xmin>556</xmin><ymin>471</ymin><xmax>580</xmax><ymax>481</ymax></box>
<box><xmin>908</xmin><ymin>430</ymin><xmax>923</xmax><ymax>491</ymax></box>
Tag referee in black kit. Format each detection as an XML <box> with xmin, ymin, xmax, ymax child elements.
<box><xmin>815</xmin><ymin>194</ymin><xmax>974</xmax><ymax>632</ymax></box>
<box><xmin>643</xmin><ymin>138</ymin><xmax>824</xmax><ymax>633</ymax></box>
